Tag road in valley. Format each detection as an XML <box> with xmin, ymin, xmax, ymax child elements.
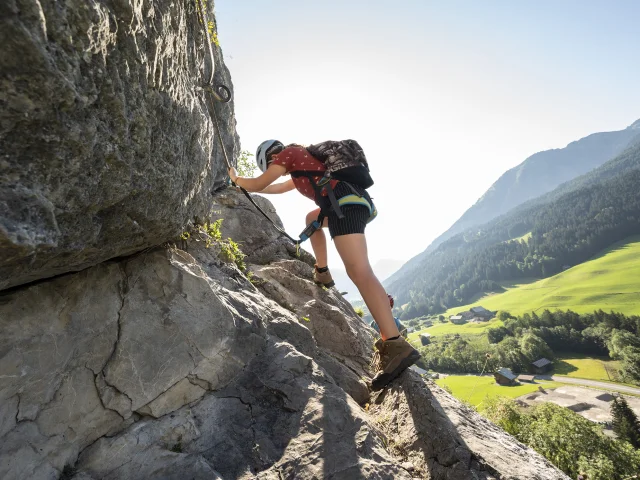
<box><xmin>538</xmin><ymin>375</ymin><xmax>640</xmax><ymax>395</ymax></box>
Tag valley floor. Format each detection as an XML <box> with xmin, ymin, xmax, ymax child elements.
<box><xmin>436</xmin><ymin>374</ymin><xmax>640</xmax><ymax>409</ymax></box>
<box><xmin>434</xmin><ymin>375</ymin><xmax>561</xmax><ymax>407</ymax></box>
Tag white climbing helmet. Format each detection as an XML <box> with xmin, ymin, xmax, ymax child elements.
<box><xmin>255</xmin><ymin>139</ymin><xmax>284</xmax><ymax>172</ymax></box>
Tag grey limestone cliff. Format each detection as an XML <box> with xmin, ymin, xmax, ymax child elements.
<box><xmin>0</xmin><ymin>0</ymin><xmax>237</xmax><ymax>290</ymax></box>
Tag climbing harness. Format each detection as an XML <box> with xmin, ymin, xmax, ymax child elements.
<box><xmin>336</xmin><ymin>193</ymin><xmax>378</xmax><ymax>224</ymax></box>
<box><xmin>291</xmin><ymin>171</ymin><xmax>378</xmax><ymax>227</ymax></box>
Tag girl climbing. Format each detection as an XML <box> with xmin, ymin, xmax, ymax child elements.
<box><xmin>228</xmin><ymin>140</ymin><xmax>421</xmax><ymax>391</ymax></box>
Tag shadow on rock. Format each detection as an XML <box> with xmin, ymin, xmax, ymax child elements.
<box><xmin>371</xmin><ymin>372</ymin><xmax>569</xmax><ymax>480</ymax></box>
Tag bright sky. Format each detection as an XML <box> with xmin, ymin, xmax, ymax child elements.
<box><xmin>215</xmin><ymin>0</ymin><xmax>640</xmax><ymax>271</ymax></box>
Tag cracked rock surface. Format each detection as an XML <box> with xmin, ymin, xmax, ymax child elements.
<box><xmin>0</xmin><ymin>0</ymin><xmax>238</xmax><ymax>290</ymax></box>
<box><xmin>1</xmin><ymin>189</ymin><xmax>568</xmax><ymax>479</ymax></box>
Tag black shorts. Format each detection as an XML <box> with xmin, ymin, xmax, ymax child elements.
<box><xmin>322</xmin><ymin>183</ymin><xmax>373</xmax><ymax>238</ymax></box>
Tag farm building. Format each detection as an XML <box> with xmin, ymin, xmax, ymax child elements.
<box><xmin>532</xmin><ymin>358</ymin><xmax>553</xmax><ymax>374</ymax></box>
<box><xmin>450</xmin><ymin>307</ymin><xmax>494</xmax><ymax>323</ymax></box>
<box><xmin>517</xmin><ymin>374</ymin><xmax>536</xmax><ymax>383</ymax></box>
<box><xmin>494</xmin><ymin>367</ymin><xmax>518</xmax><ymax>386</ymax></box>
<box><xmin>469</xmin><ymin>306</ymin><xmax>495</xmax><ymax>320</ymax></box>
<box><xmin>460</xmin><ymin>311</ymin><xmax>475</xmax><ymax>320</ymax></box>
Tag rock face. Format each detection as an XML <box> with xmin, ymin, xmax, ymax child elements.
<box><xmin>0</xmin><ymin>0</ymin><xmax>238</xmax><ymax>290</ymax></box>
<box><xmin>0</xmin><ymin>189</ymin><xmax>569</xmax><ymax>480</ymax></box>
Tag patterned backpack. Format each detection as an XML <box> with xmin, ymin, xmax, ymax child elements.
<box><xmin>290</xmin><ymin>140</ymin><xmax>375</xmax><ymax>221</ymax></box>
<box><xmin>305</xmin><ymin>139</ymin><xmax>374</xmax><ymax>189</ymax></box>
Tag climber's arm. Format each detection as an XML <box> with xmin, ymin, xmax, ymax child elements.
<box><xmin>259</xmin><ymin>179</ymin><xmax>295</xmax><ymax>194</ymax></box>
<box><xmin>229</xmin><ymin>164</ymin><xmax>286</xmax><ymax>192</ymax></box>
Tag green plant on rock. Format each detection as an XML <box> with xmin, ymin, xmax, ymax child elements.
<box><xmin>204</xmin><ymin>220</ymin><xmax>246</xmax><ymax>272</ymax></box>
<box><xmin>354</xmin><ymin>307</ymin><xmax>365</xmax><ymax>318</ymax></box>
<box><xmin>440</xmin><ymin>384</ymin><xmax>453</xmax><ymax>396</ymax></box>
<box><xmin>219</xmin><ymin>237</ymin><xmax>246</xmax><ymax>272</ymax></box>
<box><xmin>208</xmin><ymin>21</ymin><xmax>219</xmax><ymax>46</ymax></box>
<box><xmin>203</xmin><ymin>219</ymin><xmax>223</xmax><ymax>243</ymax></box>
<box><xmin>185</xmin><ymin>219</ymin><xmax>248</xmax><ymax>274</ymax></box>
<box><xmin>196</xmin><ymin>0</ymin><xmax>220</xmax><ymax>46</ymax></box>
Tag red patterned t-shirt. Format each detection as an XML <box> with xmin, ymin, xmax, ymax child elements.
<box><xmin>270</xmin><ymin>146</ymin><xmax>338</xmax><ymax>202</ymax></box>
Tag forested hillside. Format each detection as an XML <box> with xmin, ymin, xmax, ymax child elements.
<box><xmin>389</xmin><ymin>142</ymin><xmax>640</xmax><ymax>318</ymax></box>
<box><xmin>386</xmin><ymin>120</ymin><xmax>640</xmax><ymax>287</ymax></box>
<box><xmin>443</xmin><ymin>236</ymin><xmax>640</xmax><ymax>317</ymax></box>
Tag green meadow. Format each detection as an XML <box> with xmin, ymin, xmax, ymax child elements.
<box><xmin>553</xmin><ymin>354</ymin><xmax>623</xmax><ymax>383</ymax></box>
<box><xmin>443</xmin><ymin>236</ymin><xmax>640</xmax><ymax>317</ymax></box>
<box><xmin>408</xmin><ymin>319</ymin><xmax>503</xmax><ymax>342</ymax></box>
<box><xmin>435</xmin><ymin>375</ymin><xmax>561</xmax><ymax>407</ymax></box>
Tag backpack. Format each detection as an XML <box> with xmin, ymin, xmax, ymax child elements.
<box><xmin>290</xmin><ymin>140</ymin><xmax>375</xmax><ymax>220</ymax></box>
<box><xmin>305</xmin><ymin>140</ymin><xmax>374</xmax><ymax>189</ymax></box>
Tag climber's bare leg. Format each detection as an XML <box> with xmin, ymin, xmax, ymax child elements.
<box><xmin>306</xmin><ymin>208</ymin><xmax>329</xmax><ymax>267</ymax></box>
<box><xmin>334</xmin><ymin>233</ymin><xmax>400</xmax><ymax>340</ymax></box>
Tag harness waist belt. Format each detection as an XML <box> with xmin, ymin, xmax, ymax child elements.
<box><xmin>336</xmin><ymin>194</ymin><xmax>378</xmax><ymax>223</ymax></box>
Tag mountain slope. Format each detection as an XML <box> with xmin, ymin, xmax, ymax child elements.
<box><xmin>386</xmin><ymin>120</ymin><xmax>640</xmax><ymax>286</ymax></box>
<box><xmin>387</xmin><ymin>140</ymin><xmax>640</xmax><ymax>318</ymax></box>
<box><xmin>445</xmin><ymin>236</ymin><xmax>640</xmax><ymax>317</ymax></box>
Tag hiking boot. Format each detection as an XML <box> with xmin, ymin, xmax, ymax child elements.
<box><xmin>313</xmin><ymin>265</ymin><xmax>335</xmax><ymax>288</ymax></box>
<box><xmin>370</xmin><ymin>336</ymin><xmax>421</xmax><ymax>391</ymax></box>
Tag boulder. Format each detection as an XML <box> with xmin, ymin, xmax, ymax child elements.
<box><xmin>0</xmin><ymin>0</ymin><xmax>238</xmax><ymax>290</ymax></box>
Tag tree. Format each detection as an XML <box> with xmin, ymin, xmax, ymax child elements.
<box><xmin>611</xmin><ymin>396</ymin><xmax>640</xmax><ymax>448</ymax></box>
<box><xmin>621</xmin><ymin>349</ymin><xmax>640</xmax><ymax>384</ymax></box>
<box><xmin>497</xmin><ymin>310</ymin><xmax>512</xmax><ymax>321</ymax></box>
<box><xmin>495</xmin><ymin>337</ymin><xmax>527</xmax><ymax>372</ymax></box>
<box><xmin>519</xmin><ymin>333</ymin><xmax>553</xmax><ymax>363</ymax></box>
<box><xmin>608</xmin><ymin>329</ymin><xmax>640</xmax><ymax>359</ymax></box>
<box><xmin>487</xmin><ymin>326</ymin><xmax>510</xmax><ymax>344</ymax></box>
<box><xmin>236</xmin><ymin>150</ymin><xmax>256</xmax><ymax>177</ymax></box>
<box><xmin>438</xmin><ymin>315</ymin><xmax>445</xmax><ymax>322</ymax></box>
<box><xmin>481</xmin><ymin>398</ymin><xmax>640</xmax><ymax>479</ymax></box>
